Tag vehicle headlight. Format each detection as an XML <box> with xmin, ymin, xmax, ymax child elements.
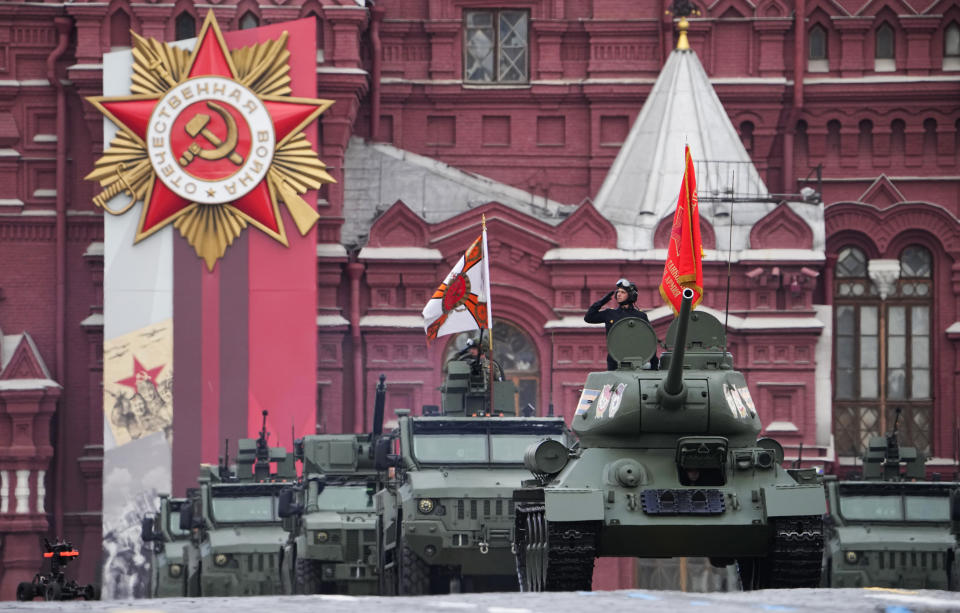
<box><xmin>844</xmin><ymin>551</ymin><xmax>858</xmax><ymax>564</ymax></box>
<box><xmin>315</xmin><ymin>530</ymin><xmax>329</xmax><ymax>544</ymax></box>
<box><xmin>214</xmin><ymin>553</ymin><xmax>229</xmax><ymax>567</ymax></box>
<box><xmin>418</xmin><ymin>499</ymin><xmax>435</xmax><ymax>514</ymax></box>
<box><xmin>168</xmin><ymin>564</ymin><xmax>183</xmax><ymax>578</ymax></box>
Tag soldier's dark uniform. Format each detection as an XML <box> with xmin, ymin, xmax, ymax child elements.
<box><xmin>584</xmin><ymin>286</ymin><xmax>658</xmax><ymax>371</ymax></box>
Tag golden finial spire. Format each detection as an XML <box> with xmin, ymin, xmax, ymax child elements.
<box><xmin>665</xmin><ymin>0</ymin><xmax>700</xmax><ymax>52</ymax></box>
<box><xmin>676</xmin><ymin>16</ymin><xmax>690</xmax><ymax>51</ymax></box>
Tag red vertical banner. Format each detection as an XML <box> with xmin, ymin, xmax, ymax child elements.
<box><xmin>659</xmin><ymin>145</ymin><xmax>704</xmax><ymax>313</ymax></box>
<box><xmin>225</xmin><ymin>20</ymin><xmax>320</xmax><ymax>445</ymax></box>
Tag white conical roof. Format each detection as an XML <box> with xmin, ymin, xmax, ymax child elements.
<box><xmin>593</xmin><ymin>48</ymin><xmax>769</xmax><ymax>250</ymax></box>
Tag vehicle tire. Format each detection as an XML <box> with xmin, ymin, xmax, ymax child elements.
<box><xmin>16</xmin><ymin>582</ymin><xmax>35</xmax><ymax>601</ymax></box>
<box><xmin>280</xmin><ymin>544</ymin><xmax>295</xmax><ymax>595</ymax></box>
<box><xmin>44</xmin><ymin>582</ymin><xmax>62</xmax><ymax>601</ymax></box>
<box><xmin>83</xmin><ymin>584</ymin><xmax>100</xmax><ymax>600</ymax></box>
<box><xmin>398</xmin><ymin>543</ymin><xmax>430</xmax><ymax>596</ymax></box>
<box><xmin>295</xmin><ymin>557</ymin><xmax>322</xmax><ymax>595</ymax></box>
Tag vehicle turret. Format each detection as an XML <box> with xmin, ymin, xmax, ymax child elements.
<box><xmin>861</xmin><ymin>408</ymin><xmax>926</xmax><ymax>481</ymax></box>
<box><xmin>441</xmin><ymin>338</ymin><xmax>516</xmax><ymax>416</ymax></box>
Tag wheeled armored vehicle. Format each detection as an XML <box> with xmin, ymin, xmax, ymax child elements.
<box><xmin>278</xmin><ymin>375</ymin><xmax>386</xmax><ymax>595</ymax></box>
<box><xmin>823</xmin><ymin>411</ymin><xmax>960</xmax><ymax>589</ymax></box>
<box><xmin>514</xmin><ymin>288</ymin><xmax>827</xmax><ymax>591</ymax></box>
<box><xmin>141</xmin><ymin>494</ymin><xmax>190</xmax><ymax>597</ymax></box>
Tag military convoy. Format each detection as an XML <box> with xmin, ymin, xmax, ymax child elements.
<box><xmin>513</xmin><ymin>289</ymin><xmax>827</xmax><ymax>591</ymax></box>
<box><xmin>144</xmin><ymin>297</ymin><xmax>958</xmax><ymax>597</ymax></box>
<box><xmin>822</xmin><ymin>410</ymin><xmax>960</xmax><ymax>589</ymax></box>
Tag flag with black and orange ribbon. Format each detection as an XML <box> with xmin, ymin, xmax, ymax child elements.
<box><xmin>422</xmin><ymin>220</ymin><xmax>492</xmax><ymax>341</ymax></box>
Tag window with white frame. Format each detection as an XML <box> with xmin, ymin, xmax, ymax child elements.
<box><xmin>464</xmin><ymin>10</ymin><xmax>529</xmax><ymax>84</ymax></box>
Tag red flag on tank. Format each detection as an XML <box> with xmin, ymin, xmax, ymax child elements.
<box><xmin>659</xmin><ymin>145</ymin><xmax>704</xmax><ymax>314</ymax></box>
<box><xmin>422</xmin><ymin>225</ymin><xmax>492</xmax><ymax>341</ymax></box>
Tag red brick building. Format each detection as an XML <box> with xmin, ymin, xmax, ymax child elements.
<box><xmin>0</xmin><ymin>0</ymin><xmax>957</xmax><ymax>595</ymax></box>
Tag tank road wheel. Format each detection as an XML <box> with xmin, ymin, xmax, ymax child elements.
<box><xmin>295</xmin><ymin>557</ymin><xmax>323</xmax><ymax>594</ymax></box>
<box><xmin>736</xmin><ymin>558</ymin><xmax>762</xmax><ymax>591</ymax></box>
<box><xmin>15</xmin><ymin>582</ymin><xmax>35</xmax><ymax>601</ymax></box>
<box><xmin>398</xmin><ymin>544</ymin><xmax>430</xmax><ymax>595</ymax></box>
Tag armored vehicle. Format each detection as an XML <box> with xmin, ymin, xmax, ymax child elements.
<box><xmin>513</xmin><ymin>288</ymin><xmax>826</xmax><ymax>591</ymax></box>
<box><xmin>179</xmin><ymin>411</ymin><xmax>296</xmax><ymax>597</ymax></box>
<box><xmin>823</xmin><ymin>412</ymin><xmax>960</xmax><ymax>589</ymax></box>
<box><xmin>375</xmin><ymin>411</ymin><xmax>570</xmax><ymax>595</ymax></box>
<box><xmin>141</xmin><ymin>494</ymin><xmax>190</xmax><ymax>597</ymax></box>
<box><xmin>278</xmin><ymin>376</ymin><xmax>386</xmax><ymax>595</ymax></box>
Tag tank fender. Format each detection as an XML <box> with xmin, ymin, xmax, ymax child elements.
<box><xmin>544</xmin><ymin>490</ymin><xmax>605</xmax><ymax>521</ymax></box>
<box><xmin>762</xmin><ymin>485</ymin><xmax>827</xmax><ymax>518</ymax></box>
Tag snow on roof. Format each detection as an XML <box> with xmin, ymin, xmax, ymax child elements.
<box><xmin>543</xmin><ymin>248</ymin><xmax>825</xmax><ymax>263</ymax></box>
<box><xmin>359</xmin><ymin>315</ymin><xmax>424</xmax><ymax>329</ymax></box>
<box><xmin>317</xmin><ymin>314</ymin><xmax>350</xmax><ymax>327</ymax></box>
<box><xmin>543</xmin><ymin>306</ymin><xmax>823</xmax><ymax>333</ymax></box>
<box><xmin>317</xmin><ymin>243</ymin><xmax>347</xmax><ymax>258</ymax></box>
<box><xmin>0</xmin><ymin>378</ymin><xmax>60</xmax><ymax>391</ymax></box>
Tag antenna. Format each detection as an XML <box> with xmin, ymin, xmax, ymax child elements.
<box><xmin>794</xmin><ymin>442</ymin><xmax>804</xmax><ymax>469</ymax></box>
<box><xmin>722</xmin><ymin>173</ymin><xmax>735</xmax><ymax>357</ymax></box>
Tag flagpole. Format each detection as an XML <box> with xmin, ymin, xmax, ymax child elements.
<box><xmin>482</xmin><ymin>214</ymin><xmax>495</xmax><ymax>415</ymax></box>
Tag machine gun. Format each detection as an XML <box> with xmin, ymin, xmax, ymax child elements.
<box><xmin>862</xmin><ymin>407</ymin><xmax>926</xmax><ymax>481</ymax></box>
<box><xmin>16</xmin><ymin>538</ymin><xmax>99</xmax><ymax>601</ymax></box>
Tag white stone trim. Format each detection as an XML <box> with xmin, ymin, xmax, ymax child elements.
<box><xmin>359</xmin><ymin>246</ymin><xmax>442</xmax><ymax>261</ymax></box>
<box><xmin>36</xmin><ymin>470</ymin><xmax>45</xmax><ymax>513</ymax></box>
<box><xmin>0</xmin><ymin>470</ymin><xmax>7</xmax><ymax>513</ymax></box>
<box><xmin>15</xmin><ymin>469</ymin><xmax>29</xmax><ymax>513</ymax></box>
<box><xmin>359</xmin><ymin>315</ymin><xmax>424</xmax><ymax>328</ymax></box>
<box><xmin>317</xmin><ymin>314</ymin><xmax>350</xmax><ymax>327</ymax></box>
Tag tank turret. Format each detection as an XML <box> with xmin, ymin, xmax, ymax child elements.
<box><xmin>514</xmin><ymin>288</ymin><xmax>826</xmax><ymax>592</ymax></box>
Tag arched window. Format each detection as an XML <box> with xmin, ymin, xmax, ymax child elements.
<box><xmin>808</xmin><ymin>25</ymin><xmax>828</xmax><ymax>72</ymax></box>
<box><xmin>809</xmin><ymin>25</ymin><xmax>827</xmax><ymax>59</ymax></box>
<box><xmin>875</xmin><ymin>23</ymin><xmax>895</xmax><ymax>71</ymax></box>
<box><xmin>945</xmin><ymin>22</ymin><xmax>960</xmax><ymax>56</ymax></box>
<box><xmin>833</xmin><ymin>245</ymin><xmax>934</xmax><ymax>458</ymax></box>
<box><xmin>443</xmin><ymin>319</ymin><xmax>540</xmax><ymax>415</ymax></box>
<box><xmin>110</xmin><ymin>10</ymin><xmax>132</xmax><ymax>50</ymax></box>
<box><xmin>175</xmin><ymin>12</ymin><xmax>196</xmax><ymax>41</ymax></box>
<box><xmin>239</xmin><ymin>11</ymin><xmax>260</xmax><ymax>30</ymax></box>
<box><xmin>739</xmin><ymin>121</ymin><xmax>754</xmax><ymax>155</ymax></box>
<box><xmin>944</xmin><ymin>22</ymin><xmax>960</xmax><ymax>71</ymax></box>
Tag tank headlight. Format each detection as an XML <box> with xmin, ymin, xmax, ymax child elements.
<box><xmin>424</xmin><ymin>545</ymin><xmax>437</xmax><ymax>557</ymax></box>
<box><xmin>315</xmin><ymin>530</ymin><xmax>329</xmax><ymax>544</ymax></box>
<box><xmin>214</xmin><ymin>553</ymin><xmax>229</xmax><ymax>567</ymax></box>
<box><xmin>168</xmin><ymin>563</ymin><xmax>183</xmax><ymax>578</ymax></box>
<box><xmin>418</xmin><ymin>498</ymin><xmax>435</xmax><ymax>514</ymax></box>
<box><xmin>844</xmin><ymin>551</ymin><xmax>858</xmax><ymax>564</ymax></box>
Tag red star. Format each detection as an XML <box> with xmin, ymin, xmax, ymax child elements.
<box><xmin>116</xmin><ymin>356</ymin><xmax>165</xmax><ymax>391</ymax></box>
<box><xmin>89</xmin><ymin>12</ymin><xmax>329</xmax><ymax>242</ymax></box>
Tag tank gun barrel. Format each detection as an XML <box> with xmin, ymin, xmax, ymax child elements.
<box><xmin>662</xmin><ymin>288</ymin><xmax>695</xmax><ymax>399</ymax></box>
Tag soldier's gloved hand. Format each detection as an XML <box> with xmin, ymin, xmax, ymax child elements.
<box><xmin>602</xmin><ymin>290</ymin><xmax>615</xmax><ymax>303</ymax></box>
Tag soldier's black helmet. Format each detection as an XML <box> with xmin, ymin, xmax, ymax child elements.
<box><xmin>616</xmin><ymin>278</ymin><xmax>639</xmax><ymax>305</ymax></box>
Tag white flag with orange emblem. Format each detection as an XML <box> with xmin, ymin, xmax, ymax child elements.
<box><xmin>422</xmin><ymin>226</ymin><xmax>492</xmax><ymax>341</ymax></box>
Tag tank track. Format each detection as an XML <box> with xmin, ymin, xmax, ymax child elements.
<box><xmin>514</xmin><ymin>501</ymin><xmax>598</xmax><ymax>592</ymax></box>
<box><xmin>739</xmin><ymin>515</ymin><xmax>824</xmax><ymax>589</ymax></box>
<box><xmin>765</xmin><ymin>515</ymin><xmax>824</xmax><ymax>588</ymax></box>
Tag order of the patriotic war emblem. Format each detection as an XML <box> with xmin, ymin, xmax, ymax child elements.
<box><xmin>85</xmin><ymin>11</ymin><xmax>335</xmax><ymax>269</ymax></box>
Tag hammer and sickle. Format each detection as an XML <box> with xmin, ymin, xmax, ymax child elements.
<box><xmin>178</xmin><ymin>101</ymin><xmax>244</xmax><ymax>167</ymax></box>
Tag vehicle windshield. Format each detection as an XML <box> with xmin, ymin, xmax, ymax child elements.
<box><xmin>839</xmin><ymin>494</ymin><xmax>950</xmax><ymax>522</ymax></box>
<box><xmin>168</xmin><ymin>511</ymin><xmax>189</xmax><ymax>537</ymax></box>
<box><xmin>316</xmin><ymin>485</ymin><xmax>373</xmax><ymax>511</ymax></box>
<box><xmin>211</xmin><ymin>496</ymin><xmax>277</xmax><ymax>523</ymax></box>
<box><xmin>412</xmin><ymin>433</ymin><xmax>550</xmax><ymax>464</ymax></box>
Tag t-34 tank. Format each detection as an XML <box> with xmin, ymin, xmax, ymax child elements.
<box><xmin>513</xmin><ymin>288</ymin><xmax>826</xmax><ymax>591</ymax></box>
